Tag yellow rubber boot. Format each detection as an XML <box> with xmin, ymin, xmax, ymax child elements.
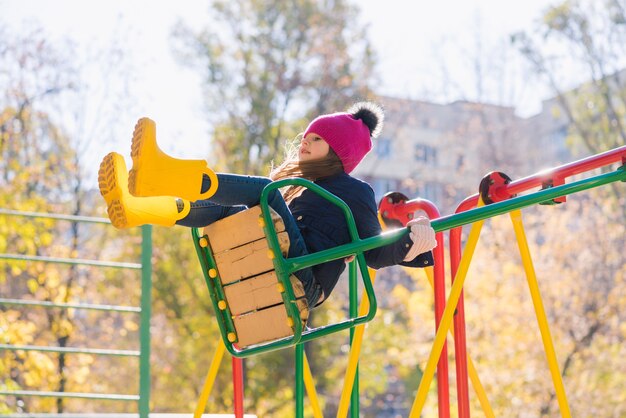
<box><xmin>98</xmin><ymin>152</ymin><xmax>191</xmax><ymax>229</ymax></box>
<box><xmin>128</xmin><ymin>117</ymin><xmax>219</xmax><ymax>201</ymax></box>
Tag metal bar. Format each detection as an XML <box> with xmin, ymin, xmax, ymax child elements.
<box><xmin>194</xmin><ymin>167</ymin><xmax>626</xmax><ymax>358</ymax></box>
<box><xmin>409</xmin><ymin>216</ymin><xmax>486</xmax><ymax>417</ymax></box>
<box><xmin>191</xmin><ymin>228</ymin><xmax>240</xmax><ymax>354</ymax></box>
<box><xmin>433</xmin><ymin>167</ymin><xmax>625</xmax><ymax>233</ymax></box>
<box><xmin>0</xmin><ymin>390</ymin><xmax>139</xmax><ymax>401</ymax></box>
<box><xmin>449</xmin><ymin>227</ymin><xmax>471</xmax><ymax>418</ymax></box>
<box><xmin>223</xmin><ymin>167</ymin><xmax>625</xmax><ymax>357</ymax></box>
<box><xmin>0</xmin><ymin>344</ymin><xmax>139</xmax><ymax>356</ymax></box>
<box><xmin>0</xmin><ymin>208</ymin><xmax>110</xmax><ymax>224</ymax></box>
<box><xmin>505</xmin><ymin>145</ymin><xmax>625</xmax><ymax>196</ymax></box>
<box><xmin>0</xmin><ymin>209</ymin><xmax>148</xmax><ymax>414</ymax></box>
<box><xmin>0</xmin><ymin>253</ymin><xmax>141</xmax><ymax>269</ymax></box>
<box><xmin>303</xmin><ymin>353</ymin><xmax>323</xmax><ymax>418</ymax></box>
<box><xmin>416</xmin><ymin>202</ymin><xmax>452</xmax><ymax>418</ymax></box>
<box><xmin>0</xmin><ymin>298</ymin><xmax>141</xmax><ymax>313</ymax></box>
<box><xmin>194</xmin><ymin>340</ymin><xmax>226</xmax><ymax>418</ymax></box>
<box><xmin>295</xmin><ymin>344</ymin><xmax>304</xmax><ymax>418</ymax></box>
<box><xmin>138</xmin><ymin>225</ymin><xmax>152</xmax><ymax>418</ymax></box>
<box><xmin>337</xmin><ymin>268</ymin><xmax>377</xmax><ymax>418</ymax></box>
<box><xmin>423</xmin><ymin>268</ymin><xmax>495</xmax><ymax>417</ymax></box>
<box><xmin>349</xmin><ymin>261</ymin><xmax>359</xmax><ymax>418</ymax></box>
<box><xmin>232</xmin><ymin>357</ymin><xmax>245</xmax><ymax>418</ymax></box>
<box><xmin>236</xmin><ymin>178</ymin><xmax>378</xmax><ymax>355</ymax></box>
<box><xmin>456</xmin><ymin>145</ymin><xmax>626</xmax><ymax>209</ymax></box>
<box><xmin>510</xmin><ymin>210</ymin><xmax>572</xmax><ymax>417</ymax></box>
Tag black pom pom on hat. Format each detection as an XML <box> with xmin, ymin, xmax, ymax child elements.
<box><xmin>347</xmin><ymin>102</ymin><xmax>384</xmax><ymax>138</ymax></box>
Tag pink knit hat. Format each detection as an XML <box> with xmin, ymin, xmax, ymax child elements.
<box><xmin>303</xmin><ymin>102</ymin><xmax>383</xmax><ymax>174</ymax></box>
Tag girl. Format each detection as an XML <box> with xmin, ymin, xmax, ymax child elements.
<box><xmin>98</xmin><ymin>102</ymin><xmax>436</xmax><ymax>310</ymax></box>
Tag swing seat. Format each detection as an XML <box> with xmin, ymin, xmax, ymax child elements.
<box><xmin>198</xmin><ymin>206</ymin><xmax>309</xmax><ymax>348</ymax></box>
<box><xmin>193</xmin><ymin>177</ymin><xmax>379</xmax><ymax>357</ymax></box>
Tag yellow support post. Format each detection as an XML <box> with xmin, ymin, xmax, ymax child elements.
<box><xmin>509</xmin><ymin>210</ymin><xmax>572</xmax><ymax>418</ymax></box>
<box><xmin>336</xmin><ymin>268</ymin><xmax>377</xmax><ymax>418</ymax></box>
<box><xmin>194</xmin><ymin>340</ymin><xmax>226</xmax><ymax>418</ymax></box>
<box><xmin>303</xmin><ymin>353</ymin><xmax>324</xmax><ymax>418</ymax></box>
<box><xmin>337</xmin><ymin>213</ymin><xmax>383</xmax><ymax>417</ymax></box>
<box><xmin>422</xmin><ymin>268</ymin><xmax>495</xmax><ymax>418</ymax></box>
<box><xmin>409</xmin><ymin>206</ymin><xmax>486</xmax><ymax>417</ymax></box>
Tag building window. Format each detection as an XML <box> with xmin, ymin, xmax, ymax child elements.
<box><xmin>376</xmin><ymin>137</ymin><xmax>392</xmax><ymax>159</ymax></box>
<box><xmin>414</xmin><ymin>144</ymin><xmax>437</xmax><ymax>165</ymax></box>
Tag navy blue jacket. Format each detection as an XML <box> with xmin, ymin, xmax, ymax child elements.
<box><xmin>288</xmin><ymin>172</ymin><xmax>434</xmax><ymax>303</ymax></box>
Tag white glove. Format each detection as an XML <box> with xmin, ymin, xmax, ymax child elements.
<box><xmin>403</xmin><ymin>216</ymin><xmax>437</xmax><ymax>262</ymax></box>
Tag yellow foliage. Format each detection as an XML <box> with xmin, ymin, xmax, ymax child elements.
<box><xmin>26</xmin><ymin>278</ymin><xmax>39</xmax><ymax>293</ymax></box>
<box><xmin>123</xmin><ymin>319</ymin><xmax>139</xmax><ymax>331</ymax></box>
<box><xmin>51</xmin><ymin>318</ymin><xmax>74</xmax><ymax>338</ymax></box>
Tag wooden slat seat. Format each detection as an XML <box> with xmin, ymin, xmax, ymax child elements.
<box><xmin>201</xmin><ymin>206</ymin><xmax>308</xmax><ymax>348</ymax></box>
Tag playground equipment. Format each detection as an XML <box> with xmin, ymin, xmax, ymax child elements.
<box><xmin>192</xmin><ymin>178</ymin><xmax>379</xmax><ymax>357</ymax></box>
<box><xmin>192</xmin><ymin>146</ymin><xmax>625</xmax><ymax>417</ymax></box>
<box><xmin>0</xmin><ymin>210</ymin><xmax>153</xmax><ymax>417</ymax></box>
<box><xmin>195</xmin><ymin>205</ymin><xmax>310</xmax><ymax>348</ymax></box>
<box><xmin>378</xmin><ymin>145</ymin><xmax>626</xmax><ymax>418</ymax></box>
<box><xmin>2</xmin><ymin>146</ymin><xmax>624</xmax><ymax>417</ymax></box>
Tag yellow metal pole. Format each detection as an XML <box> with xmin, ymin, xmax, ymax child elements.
<box><xmin>423</xmin><ymin>268</ymin><xmax>495</xmax><ymax>418</ymax></box>
<box><xmin>336</xmin><ymin>268</ymin><xmax>377</xmax><ymax>418</ymax></box>
<box><xmin>303</xmin><ymin>353</ymin><xmax>324</xmax><ymax>418</ymax></box>
<box><xmin>509</xmin><ymin>210</ymin><xmax>572</xmax><ymax>418</ymax></box>
<box><xmin>409</xmin><ymin>214</ymin><xmax>485</xmax><ymax>417</ymax></box>
<box><xmin>194</xmin><ymin>340</ymin><xmax>226</xmax><ymax>418</ymax></box>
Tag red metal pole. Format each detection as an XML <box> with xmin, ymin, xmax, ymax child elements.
<box><xmin>385</xmin><ymin>197</ymin><xmax>473</xmax><ymax>418</ymax></box>
<box><xmin>377</xmin><ymin>146</ymin><xmax>625</xmax><ymax>417</ymax></box>
<box><xmin>232</xmin><ymin>357</ymin><xmax>244</xmax><ymax>418</ymax></box>
<box><xmin>444</xmin><ymin>147</ymin><xmax>625</xmax><ymax>417</ymax></box>
<box><xmin>449</xmin><ymin>223</ymin><xmax>471</xmax><ymax>418</ymax></box>
<box><xmin>431</xmin><ymin>215</ymin><xmax>451</xmax><ymax>418</ymax></box>
<box><xmin>380</xmin><ymin>198</ymin><xmax>451</xmax><ymax>418</ymax></box>
<box><xmin>459</xmin><ymin>146</ymin><xmax>626</xmax><ymax>208</ymax></box>
<box><xmin>414</xmin><ymin>201</ymin><xmax>451</xmax><ymax>418</ymax></box>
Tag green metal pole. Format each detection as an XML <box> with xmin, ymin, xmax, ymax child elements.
<box><xmin>295</xmin><ymin>343</ymin><xmax>305</xmax><ymax>418</ymax></box>
<box><xmin>349</xmin><ymin>261</ymin><xmax>359</xmax><ymax>418</ymax></box>
<box><xmin>198</xmin><ymin>167</ymin><xmax>625</xmax><ymax>358</ymax></box>
<box><xmin>285</xmin><ymin>167</ymin><xmax>626</xmax><ymax>273</ymax></box>
<box><xmin>139</xmin><ymin>225</ymin><xmax>152</xmax><ymax>418</ymax></box>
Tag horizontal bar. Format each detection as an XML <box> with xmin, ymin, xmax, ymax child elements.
<box><xmin>0</xmin><ymin>298</ymin><xmax>141</xmax><ymax>313</ymax></box>
<box><xmin>0</xmin><ymin>254</ymin><xmax>141</xmax><ymax>269</ymax></box>
<box><xmin>459</xmin><ymin>146</ymin><xmax>626</xmax><ymax>208</ymax></box>
<box><xmin>0</xmin><ymin>390</ymin><xmax>139</xmax><ymax>401</ymax></box>
<box><xmin>285</xmin><ymin>167</ymin><xmax>626</xmax><ymax>272</ymax></box>
<box><xmin>434</xmin><ymin>166</ymin><xmax>625</xmax><ymax>231</ymax></box>
<box><xmin>506</xmin><ymin>145</ymin><xmax>625</xmax><ymax>195</ymax></box>
<box><xmin>0</xmin><ymin>208</ymin><xmax>110</xmax><ymax>224</ymax></box>
<box><xmin>0</xmin><ymin>344</ymin><xmax>140</xmax><ymax>357</ymax></box>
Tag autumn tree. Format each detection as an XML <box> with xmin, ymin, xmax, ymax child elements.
<box><xmin>172</xmin><ymin>0</ymin><xmax>376</xmax><ymax>174</ymax></box>
<box><xmin>0</xmin><ymin>24</ymin><xmax>140</xmax><ymax>414</ymax></box>
<box><xmin>512</xmin><ymin>0</ymin><xmax>626</xmax><ymax>159</ymax></box>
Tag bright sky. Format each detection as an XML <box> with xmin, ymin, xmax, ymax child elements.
<box><xmin>2</xmin><ymin>0</ymin><xmax>560</xmax><ymax>175</ymax></box>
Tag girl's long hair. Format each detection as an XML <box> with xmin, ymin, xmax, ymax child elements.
<box><xmin>270</xmin><ymin>134</ymin><xmax>344</xmax><ymax>202</ymax></box>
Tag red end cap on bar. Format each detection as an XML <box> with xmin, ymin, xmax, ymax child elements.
<box><xmin>478</xmin><ymin>171</ymin><xmax>515</xmax><ymax>204</ymax></box>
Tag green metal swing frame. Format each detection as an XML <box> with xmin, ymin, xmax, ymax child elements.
<box><xmin>192</xmin><ymin>178</ymin><xmax>380</xmax><ymax>357</ymax></box>
<box><xmin>192</xmin><ymin>166</ymin><xmax>626</xmax><ymax>358</ymax></box>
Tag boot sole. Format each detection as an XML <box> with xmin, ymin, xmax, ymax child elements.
<box><xmin>98</xmin><ymin>153</ymin><xmax>121</xmax><ymax>202</ymax></box>
<box><xmin>128</xmin><ymin>118</ymin><xmax>154</xmax><ymax>196</ymax></box>
<box><xmin>98</xmin><ymin>153</ymin><xmax>129</xmax><ymax>229</ymax></box>
<box><xmin>106</xmin><ymin>199</ymin><xmax>129</xmax><ymax>229</ymax></box>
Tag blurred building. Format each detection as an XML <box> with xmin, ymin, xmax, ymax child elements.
<box><xmin>353</xmin><ymin>95</ymin><xmax>573</xmax><ymax>214</ymax></box>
